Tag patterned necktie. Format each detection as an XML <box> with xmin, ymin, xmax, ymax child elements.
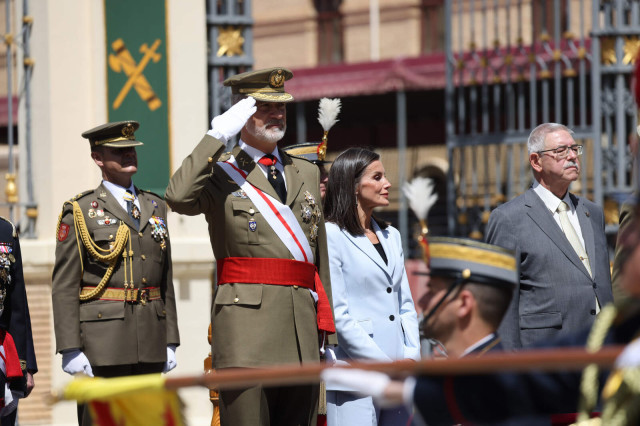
<box><xmin>124</xmin><ymin>190</ymin><xmax>140</xmax><ymax>230</ymax></box>
<box><xmin>557</xmin><ymin>201</ymin><xmax>592</xmax><ymax>277</ymax></box>
<box><xmin>258</xmin><ymin>154</ymin><xmax>287</xmax><ymax>203</ymax></box>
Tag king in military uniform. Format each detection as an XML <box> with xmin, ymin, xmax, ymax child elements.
<box><xmin>52</xmin><ymin>121</ymin><xmax>179</xmax><ymax>425</ymax></box>
<box><xmin>166</xmin><ymin>67</ymin><xmax>335</xmax><ymax>426</ymax></box>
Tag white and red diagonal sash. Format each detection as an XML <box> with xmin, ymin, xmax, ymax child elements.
<box><xmin>218</xmin><ymin>156</ymin><xmax>314</xmax><ymax>263</ymax></box>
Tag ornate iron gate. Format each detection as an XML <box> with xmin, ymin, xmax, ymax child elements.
<box><xmin>445</xmin><ymin>0</ymin><xmax>640</xmax><ymax>238</ymax></box>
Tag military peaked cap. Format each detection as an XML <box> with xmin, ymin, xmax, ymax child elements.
<box><xmin>425</xmin><ymin>237</ymin><xmax>517</xmax><ymax>287</ymax></box>
<box><xmin>82</xmin><ymin>121</ymin><xmax>144</xmax><ymax>148</ymax></box>
<box><xmin>283</xmin><ymin>142</ymin><xmax>331</xmax><ymax>165</ymax></box>
<box><xmin>223</xmin><ymin>67</ymin><xmax>294</xmax><ymax>103</ymax></box>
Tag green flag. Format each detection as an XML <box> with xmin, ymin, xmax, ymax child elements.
<box><xmin>105</xmin><ymin>0</ymin><xmax>170</xmax><ymax>195</ymax></box>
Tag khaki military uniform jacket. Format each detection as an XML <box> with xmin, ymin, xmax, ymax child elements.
<box><xmin>165</xmin><ymin>134</ymin><xmax>333</xmax><ymax>369</ymax></box>
<box><xmin>52</xmin><ymin>183</ymin><xmax>179</xmax><ymax>367</ymax></box>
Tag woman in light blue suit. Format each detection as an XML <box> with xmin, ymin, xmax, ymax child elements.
<box><xmin>323</xmin><ymin>148</ymin><xmax>421</xmax><ymax>426</ymax></box>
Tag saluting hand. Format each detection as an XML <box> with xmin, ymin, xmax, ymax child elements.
<box><xmin>207</xmin><ymin>97</ymin><xmax>257</xmax><ymax>142</ymax></box>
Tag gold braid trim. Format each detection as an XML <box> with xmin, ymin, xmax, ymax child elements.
<box><xmin>65</xmin><ymin>201</ymin><xmax>132</xmax><ymax>302</ymax></box>
<box><xmin>574</xmin><ymin>304</ymin><xmax>618</xmax><ymax>425</ymax></box>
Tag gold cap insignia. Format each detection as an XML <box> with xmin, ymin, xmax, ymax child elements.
<box><xmin>269</xmin><ymin>69</ymin><xmax>285</xmax><ymax>88</ymax></box>
<box><xmin>121</xmin><ymin>123</ymin><xmax>135</xmax><ymax>139</ymax></box>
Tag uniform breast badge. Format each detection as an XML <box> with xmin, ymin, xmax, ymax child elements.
<box><xmin>249</xmin><ymin>218</ymin><xmax>257</xmax><ymax>232</ymax></box>
<box><xmin>149</xmin><ymin>216</ymin><xmax>168</xmax><ymax>250</ymax></box>
<box><xmin>301</xmin><ymin>205</ymin><xmax>313</xmax><ymax>223</ymax></box>
<box><xmin>88</xmin><ymin>208</ymin><xmax>96</xmax><ymax>218</ymax></box>
<box><xmin>302</xmin><ymin>191</ymin><xmax>321</xmax><ymax>242</ymax></box>
<box><xmin>232</xmin><ymin>190</ymin><xmax>248</xmax><ymax>199</ymax></box>
<box><xmin>0</xmin><ymin>243</ymin><xmax>14</xmax><ymax>315</ymax></box>
<box><xmin>131</xmin><ymin>204</ymin><xmax>141</xmax><ymax>220</ymax></box>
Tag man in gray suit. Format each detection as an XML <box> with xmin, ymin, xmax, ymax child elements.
<box><xmin>486</xmin><ymin>122</ymin><xmax>613</xmax><ymax>350</ymax></box>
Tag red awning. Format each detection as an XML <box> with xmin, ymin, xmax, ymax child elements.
<box><xmin>0</xmin><ymin>97</ymin><xmax>19</xmax><ymax>127</ymax></box>
<box><xmin>288</xmin><ymin>55</ymin><xmax>447</xmax><ymax>101</ymax></box>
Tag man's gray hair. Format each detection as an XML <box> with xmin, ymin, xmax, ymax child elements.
<box><xmin>527</xmin><ymin>123</ymin><xmax>574</xmax><ymax>154</ymax></box>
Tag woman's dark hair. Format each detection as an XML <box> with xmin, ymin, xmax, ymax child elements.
<box><xmin>324</xmin><ymin>147</ymin><xmax>389</xmax><ymax>235</ymax></box>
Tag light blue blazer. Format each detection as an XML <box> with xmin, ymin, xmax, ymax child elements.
<box><xmin>325</xmin><ymin>220</ymin><xmax>420</xmax><ymax>391</ymax></box>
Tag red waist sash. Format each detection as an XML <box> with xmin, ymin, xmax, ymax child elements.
<box><xmin>0</xmin><ymin>330</ymin><xmax>23</xmax><ymax>379</ymax></box>
<box><xmin>217</xmin><ymin>257</ymin><xmax>335</xmax><ymax>334</ymax></box>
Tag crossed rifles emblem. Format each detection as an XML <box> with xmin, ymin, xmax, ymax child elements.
<box><xmin>108</xmin><ymin>38</ymin><xmax>162</xmax><ymax>111</ymax></box>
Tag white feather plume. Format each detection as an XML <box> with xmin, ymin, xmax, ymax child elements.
<box><xmin>317</xmin><ymin>98</ymin><xmax>342</xmax><ymax>131</ymax></box>
<box><xmin>402</xmin><ymin>177</ymin><xmax>438</xmax><ymax>221</ymax></box>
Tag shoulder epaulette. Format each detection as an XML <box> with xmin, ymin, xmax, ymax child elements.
<box><xmin>138</xmin><ymin>188</ymin><xmax>164</xmax><ymax>200</ymax></box>
<box><xmin>0</xmin><ymin>216</ymin><xmax>17</xmax><ymax>238</ymax></box>
<box><xmin>69</xmin><ymin>189</ymin><xmax>93</xmax><ymax>202</ymax></box>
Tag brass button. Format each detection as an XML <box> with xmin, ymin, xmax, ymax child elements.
<box><xmin>208</xmin><ymin>157</ymin><xmax>213</xmax><ymax>163</ymax></box>
<box><xmin>162</xmin><ymin>310</ymin><xmax>166</xmax><ymax>315</ymax></box>
<box><xmin>249</xmin><ymin>208</ymin><xmax>255</xmax><ymax>215</ymax></box>
<box><xmin>109</xmin><ymin>234</ymin><xmax>113</xmax><ymax>240</ymax></box>
<box><xmin>142</xmin><ymin>277</ymin><xmax>148</xmax><ymax>284</ymax></box>
<box><xmin>141</xmin><ymin>254</ymin><xmax>146</xmax><ymax>260</ymax></box>
<box><xmin>138</xmin><ymin>232</ymin><xmax>143</xmax><ymax>237</ymax></box>
<box><xmin>233</xmin><ymin>297</ymin><xmax>239</xmax><ymax>303</ymax></box>
<box><xmin>293</xmin><ymin>285</ymin><xmax>299</xmax><ymax>289</ymax></box>
<box><xmin>97</xmin><ymin>313</ymin><xmax>102</xmax><ymax>319</ymax></box>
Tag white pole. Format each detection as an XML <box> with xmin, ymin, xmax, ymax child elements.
<box><xmin>369</xmin><ymin>0</ymin><xmax>380</xmax><ymax>61</ymax></box>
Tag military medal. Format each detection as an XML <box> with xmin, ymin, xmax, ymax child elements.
<box><xmin>98</xmin><ymin>217</ymin><xmax>117</xmax><ymax>226</ymax></box>
<box><xmin>249</xmin><ymin>218</ymin><xmax>257</xmax><ymax>232</ymax></box>
<box><xmin>232</xmin><ymin>190</ymin><xmax>248</xmax><ymax>199</ymax></box>
<box><xmin>131</xmin><ymin>204</ymin><xmax>141</xmax><ymax>220</ymax></box>
<box><xmin>149</xmin><ymin>216</ymin><xmax>168</xmax><ymax>250</ymax></box>
<box><xmin>304</xmin><ymin>191</ymin><xmax>316</xmax><ymax>206</ymax></box>
<box><xmin>0</xmin><ymin>243</ymin><xmax>13</xmax><ymax>316</ymax></box>
<box><xmin>91</xmin><ymin>201</ymin><xmax>98</xmax><ymax>208</ymax></box>
<box><xmin>310</xmin><ymin>224</ymin><xmax>318</xmax><ymax>242</ymax></box>
<box><xmin>88</xmin><ymin>209</ymin><xmax>96</xmax><ymax>218</ymax></box>
<box><xmin>301</xmin><ymin>205</ymin><xmax>312</xmax><ymax>222</ymax></box>
<box><xmin>269</xmin><ymin>165</ymin><xmax>278</xmax><ymax>180</ymax></box>
<box><xmin>96</xmin><ymin>209</ymin><xmax>104</xmax><ymax>217</ymax></box>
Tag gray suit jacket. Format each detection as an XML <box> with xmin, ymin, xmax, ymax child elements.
<box><xmin>485</xmin><ymin>188</ymin><xmax>613</xmax><ymax>350</ymax></box>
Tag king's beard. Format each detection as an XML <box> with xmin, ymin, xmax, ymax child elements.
<box><xmin>246</xmin><ymin>119</ymin><xmax>286</xmax><ymax>144</ymax></box>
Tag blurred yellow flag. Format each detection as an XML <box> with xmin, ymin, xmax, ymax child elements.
<box><xmin>60</xmin><ymin>374</ymin><xmax>185</xmax><ymax>426</ymax></box>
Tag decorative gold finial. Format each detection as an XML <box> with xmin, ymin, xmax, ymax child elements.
<box><xmin>5</xmin><ymin>173</ymin><xmax>17</xmax><ymax>204</ymax></box>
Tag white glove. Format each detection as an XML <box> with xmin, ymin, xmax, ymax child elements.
<box><xmin>62</xmin><ymin>349</ymin><xmax>94</xmax><ymax>377</ymax></box>
<box><xmin>163</xmin><ymin>344</ymin><xmax>178</xmax><ymax>373</ymax></box>
<box><xmin>616</xmin><ymin>338</ymin><xmax>640</xmax><ymax>367</ymax></box>
<box><xmin>207</xmin><ymin>97</ymin><xmax>257</xmax><ymax>142</ymax></box>
<box><xmin>321</xmin><ymin>368</ymin><xmax>394</xmax><ymax>407</ymax></box>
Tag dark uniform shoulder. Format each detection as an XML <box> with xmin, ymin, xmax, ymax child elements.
<box><xmin>0</xmin><ymin>216</ymin><xmax>16</xmax><ymax>238</ymax></box>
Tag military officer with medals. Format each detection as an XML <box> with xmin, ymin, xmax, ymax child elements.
<box><xmin>165</xmin><ymin>67</ymin><xmax>335</xmax><ymax>426</ymax></box>
<box><xmin>0</xmin><ymin>217</ymin><xmax>37</xmax><ymax>425</ymax></box>
<box><xmin>52</xmin><ymin>121</ymin><xmax>179</xmax><ymax>425</ymax></box>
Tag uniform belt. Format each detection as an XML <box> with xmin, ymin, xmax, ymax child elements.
<box><xmin>80</xmin><ymin>286</ymin><xmax>161</xmax><ymax>304</ymax></box>
<box><xmin>217</xmin><ymin>257</ymin><xmax>335</xmax><ymax>334</ymax></box>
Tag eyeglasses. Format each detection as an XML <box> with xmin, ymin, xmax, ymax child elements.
<box><xmin>537</xmin><ymin>144</ymin><xmax>583</xmax><ymax>159</ymax></box>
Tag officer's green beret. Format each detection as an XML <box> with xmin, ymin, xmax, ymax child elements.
<box><xmin>223</xmin><ymin>67</ymin><xmax>294</xmax><ymax>103</ymax></box>
<box><xmin>81</xmin><ymin>121</ymin><xmax>143</xmax><ymax>148</ymax></box>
